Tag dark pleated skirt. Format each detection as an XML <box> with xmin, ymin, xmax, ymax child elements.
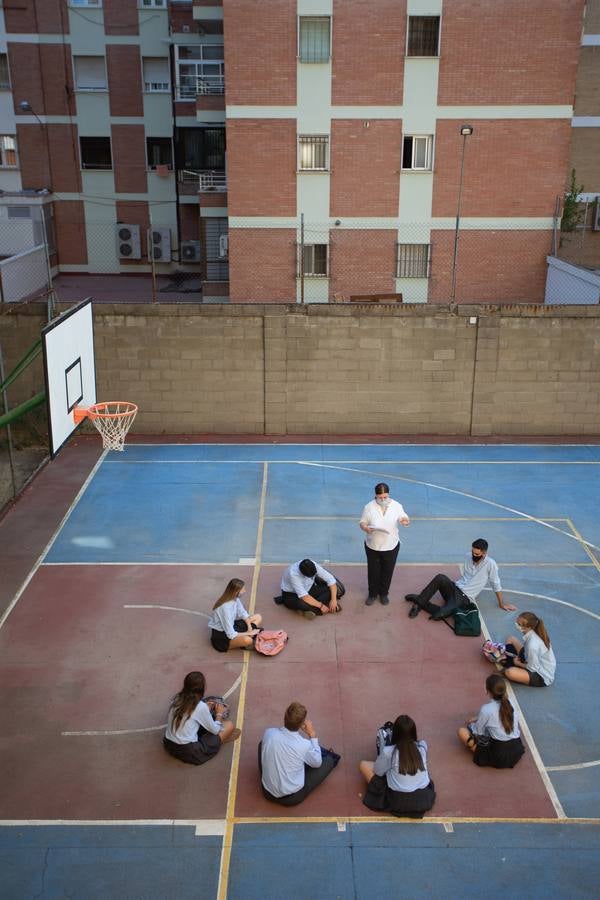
<box><xmin>363</xmin><ymin>774</ymin><xmax>436</xmax><ymax>818</ymax></box>
<box><xmin>473</xmin><ymin>736</ymin><xmax>525</xmax><ymax>769</ymax></box>
<box><xmin>163</xmin><ymin>730</ymin><xmax>221</xmax><ymax>766</ymax></box>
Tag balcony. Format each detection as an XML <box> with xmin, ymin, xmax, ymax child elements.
<box><xmin>176</xmin><ymin>75</ymin><xmax>225</xmax><ymax>101</ymax></box>
<box><xmin>178</xmin><ymin>169</ymin><xmax>227</xmax><ymax>193</ymax></box>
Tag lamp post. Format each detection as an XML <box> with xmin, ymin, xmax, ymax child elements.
<box><xmin>450</xmin><ymin>123</ymin><xmax>473</xmax><ymax>309</ymax></box>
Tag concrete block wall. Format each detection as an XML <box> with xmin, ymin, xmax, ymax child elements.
<box><xmin>2</xmin><ymin>303</ymin><xmax>600</xmax><ymax>437</ymax></box>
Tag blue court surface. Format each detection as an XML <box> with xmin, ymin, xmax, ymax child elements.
<box><xmin>2</xmin><ymin>442</ymin><xmax>600</xmax><ymax>899</ymax></box>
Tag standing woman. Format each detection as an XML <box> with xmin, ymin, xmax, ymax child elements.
<box><xmin>458</xmin><ymin>674</ymin><xmax>525</xmax><ymax>768</ymax></box>
<box><xmin>163</xmin><ymin>671</ymin><xmax>240</xmax><ymax>765</ymax></box>
<box><xmin>502</xmin><ymin>611</ymin><xmax>556</xmax><ymax>687</ymax></box>
<box><xmin>208</xmin><ymin>578</ymin><xmax>263</xmax><ymax>653</ymax></box>
<box><xmin>359</xmin><ymin>715</ymin><xmax>435</xmax><ymax>818</ymax></box>
<box><xmin>360</xmin><ymin>482</ymin><xmax>410</xmax><ymax>605</ymax></box>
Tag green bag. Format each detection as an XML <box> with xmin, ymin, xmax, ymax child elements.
<box><xmin>442</xmin><ymin>602</ymin><xmax>481</xmax><ymax>637</ymax></box>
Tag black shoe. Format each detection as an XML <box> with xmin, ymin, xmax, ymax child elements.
<box><xmin>273</xmin><ymin>595</ymin><xmax>284</xmax><ymax>605</ymax></box>
<box><xmin>405</xmin><ymin>593</ymin><xmax>419</xmax><ymax>604</ymax></box>
<box><xmin>380</xmin><ymin>595</ymin><xmax>390</xmax><ymax>606</ymax></box>
<box><xmin>409</xmin><ymin>604</ymin><xmax>420</xmax><ymax>618</ymax></box>
<box><xmin>365</xmin><ymin>596</ymin><xmax>377</xmax><ymax>606</ymax></box>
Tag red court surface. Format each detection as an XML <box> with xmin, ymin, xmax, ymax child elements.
<box><xmin>0</xmin><ymin>561</ymin><xmax>556</xmax><ymax>822</ymax></box>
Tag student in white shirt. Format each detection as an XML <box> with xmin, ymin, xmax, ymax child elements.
<box><xmin>360</xmin><ymin>715</ymin><xmax>435</xmax><ymax>818</ymax></box>
<box><xmin>500</xmin><ymin>611</ymin><xmax>556</xmax><ymax>687</ymax></box>
<box><xmin>405</xmin><ymin>538</ymin><xmax>516</xmax><ymax>619</ymax></box>
<box><xmin>208</xmin><ymin>578</ymin><xmax>263</xmax><ymax>653</ymax></box>
<box><xmin>458</xmin><ymin>674</ymin><xmax>525</xmax><ymax>768</ymax></box>
<box><xmin>259</xmin><ymin>702</ymin><xmax>340</xmax><ymax>806</ymax></box>
<box><xmin>163</xmin><ymin>671</ymin><xmax>240</xmax><ymax>765</ymax></box>
<box><xmin>279</xmin><ymin>559</ymin><xmax>343</xmax><ymax>619</ymax></box>
<box><xmin>359</xmin><ymin>482</ymin><xmax>410</xmax><ymax>606</ymax></box>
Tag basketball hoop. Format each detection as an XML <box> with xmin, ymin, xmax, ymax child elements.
<box><xmin>73</xmin><ymin>401</ymin><xmax>138</xmax><ymax>452</ymax></box>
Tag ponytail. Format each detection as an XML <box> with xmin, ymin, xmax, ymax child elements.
<box><xmin>213</xmin><ymin>578</ymin><xmax>245</xmax><ymax>610</ymax></box>
<box><xmin>485</xmin><ymin>674</ymin><xmax>514</xmax><ymax>735</ymax></box>
<box><xmin>518</xmin><ymin>611</ymin><xmax>551</xmax><ymax>649</ymax></box>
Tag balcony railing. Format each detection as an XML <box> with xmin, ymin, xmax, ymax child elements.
<box><xmin>176</xmin><ymin>75</ymin><xmax>225</xmax><ymax>100</ymax></box>
<box><xmin>178</xmin><ymin>169</ymin><xmax>227</xmax><ymax>191</ymax></box>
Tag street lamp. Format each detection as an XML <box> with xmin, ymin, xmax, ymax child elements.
<box><xmin>450</xmin><ymin>123</ymin><xmax>473</xmax><ymax>308</ymax></box>
<box><xmin>18</xmin><ymin>99</ymin><xmax>45</xmax><ymax>127</ymax></box>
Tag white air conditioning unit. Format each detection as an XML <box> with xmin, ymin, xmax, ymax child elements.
<box><xmin>148</xmin><ymin>227</ymin><xmax>172</xmax><ymax>262</ymax></box>
<box><xmin>218</xmin><ymin>233</ymin><xmax>229</xmax><ymax>258</ymax></box>
<box><xmin>593</xmin><ymin>198</ymin><xmax>600</xmax><ymax>232</ymax></box>
<box><xmin>116</xmin><ymin>224</ymin><xmax>141</xmax><ymax>260</ymax></box>
<box><xmin>180</xmin><ymin>240</ymin><xmax>202</xmax><ymax>263</ymax></box>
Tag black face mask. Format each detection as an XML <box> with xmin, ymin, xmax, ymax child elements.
<box><xmin>472</xmin><ymin>554</ymin><xmax>484</xmax><ymax>563</ymax></box>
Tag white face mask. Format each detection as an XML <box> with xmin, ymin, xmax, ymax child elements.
<box><xmin>376</xmin><ymin>497</ymin><xmax>391</xmax><ymax>509</ymax></box>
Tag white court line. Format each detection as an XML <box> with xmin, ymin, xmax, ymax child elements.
<box><xmin>546</xmin><ymin>760</ymin><xmax>600</xmax><ymax>772</ymax></box>
<box><xmin>123</xmin><ymin>604</ymin><xmax>210</xmax><ymax>618</ymax></box>
<box><xmin>42</xmin><ymin>562</ymin><xmax>255</xmax><ymax>567</ymax></box>
<box><xmin>297</xmin><ymin>461</ymin><xmax>600</xmax><ymax>553</ymax></box>
<box><xmin>103</xmin><ymin>459</ymin><xmax>600</xmax><ymax>465</ymax></box>
<box><xmin>0</xmin><ymin>450</ymin><xmax>108</xmax><ymax>633</ymax></box>
<box><xmin>62</xmin><ymin>674</ymin><xmax>242</xmax><ymax>737</ymax></box>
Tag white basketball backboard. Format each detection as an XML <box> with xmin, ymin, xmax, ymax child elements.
<box><xmin>42</xmin><ymin>298</ymin><xmax>96</xmax><ymax>457</ymax></box>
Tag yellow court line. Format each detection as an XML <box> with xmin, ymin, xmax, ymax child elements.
<box><xmin>232</xmin><ymin>815</ymin><xmax>600</xmax><ymax>826</ymax></box>
<box><xmin>217</xmin><ymin>461</ymin><xmax>268</xmax><ymax>900</ymax></box>
<box><xmin>566</xmin><ymin>518</ymin><xmax>600</xmax><ymax>572</ymax></box>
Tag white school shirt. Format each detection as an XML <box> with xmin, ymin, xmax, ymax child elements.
<box><xmin>471</xmin><ymin>699</ymin><xmax>520</xmax><ymax>741</ymax></box>
<box><xmin>523</xmin><ymin>630</ymin><xmax>556</xmax><ymax>685</ymax></box>
<box><xmin>280</xmin><ymin>560</ymin><xmax>336</xmax><ymax>597</ymax></box>
<box><xmin>164</xmin><ymin>699</ymin><xmax>222</xmax><ymax>744</ymax></box>
<box><xmin>455</xmin><ymin>554</ymin><xmax>502</xmax><ymax>601</ymax></box>
<box><xmin>207</xmin><ymin>597</ymin><xmax>250</xmax><ymax>640</ymax></box>
<box><xmin>261</xmin><ymin>727</ymin><xmax>322</xmax><ymax>797</ymax></box>
<box><xmin>373</xmin><ymin>740</ymin><xmax>430</xmax><ymax>792</ymax></box>
<box><xmin>360</xmin><ymin>499</ymin><xmax>408</xmax><ymax>552</ymax></box>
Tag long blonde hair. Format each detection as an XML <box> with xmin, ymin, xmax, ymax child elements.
<box><xmin>213</xmin><ymin>578</ymin><xmax>245</xmax><ymax>610</ymax></box>
<box><xmin>518</xmin><ymin>611</ymin><xmax>551</xmax><ymax>649</ymax></box>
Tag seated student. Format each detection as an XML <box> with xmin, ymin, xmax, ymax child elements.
<box><xmin>458</xmin><ymin>674</ymin><xmax>525</xmax><ymax>768</ymax></box>
<box><xmin>208</xmin><ymin>578</ymin><xmax>263</xmax><ymax>652</ymax></box>
<box><xmin>279</xmin><ymin>558</ymin><xmax>343</xmax><ymax>619</ymax></box>
<box><xmin>259</xmin><ymin>702</ymin><xmax>340</xmax><ymax>806</ymax></box>
<box><xmin>359</xmin><ymin>715</ymin><xmax>436</xmax><ymax>818</ymax></box>
<box><xmin>500</xmin><ymin>611</ymin><xmax>556</xmax><ymax>687</ymax></box>
<box><xmin>163</xmin><ymin>671</ymin><xmax>240</xmax><ymax>765</ymax></box>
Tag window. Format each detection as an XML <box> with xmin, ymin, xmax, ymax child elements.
<box><xmin>141</xmin><ymin>0</ymin><xmax>166</xmax><ymax>7</ymax></box>
<box><xmin>402</xmin><ymin>135</ymin><xmax>433</xmax><ymax>171</ymax></box>
<box><xmin>299</xmin><ymin>17</ymin><xmax>331</xmax><ymax>63</ymax></box>
<box><xmin>302</xmin><ymin>244</ymin><xmax>328</xmax><ymax>277</ymax></box>
<box><xmin>73</xmin><ymin>56</ymin><xmax>107</xmax><ymax>91</ymax></box>
<box><xmin>396</xmin><ymin>244</ymin><xmax>430</xmax><ymax>278</ymax></box>
<box><xmin>407</xmin><ymin>16</ymin><xmax>440</xmax><ymax>56</ymax></box>
<box><xmin>0</xmin><ymin>135</ymin><xmax>18</xmax><ymax>168</ymax></box>
<box><xmin>79</xmin><ymin>137</ymin><xmax>112</xmax><ymax>169</ymax></box>
<box><xmin>299</xmin><ymin>135</ymin><xmax>328</xmax><ymax>171</ymax></box>
<box><xmin>0</xmin><ymin>54</ymin><xmax>10</xmax><ymax>90</ymax></box>
<box><xmin>143</xmin><ymin>57</ymin><xmax>170</xmax><ymax>92</ymax></box>
<box><xmin>147</xmin><ymin>137</ymin><xmax>173</xmax><ymax>169</ymax></box>
<box><xmin>176</xmin><ymin>127</ymin><xmax>225</xmax><ymax>170</ymax></box>
<box><xmin>71</xmin><ymin>1</ymin><xmax>102</xmax><ymax>7</ymax></box>
<box><xmin>176</xmin><ymin>45</ymin><xmax>224</xmax><ymax>98</ymax></box>
<box><xmin>205</xmin><ymin>217</ymin><xmax>229</xmax><ymax>281</ymax></box>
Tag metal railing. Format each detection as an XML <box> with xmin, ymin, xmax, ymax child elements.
<box><xmin>178</xmin><ymin>170</ymin><xmax>227</xmax><ymax>191</ymax></box>
<box><xmin>176</xmin><ymin>75</ymin><xmax>225</xmax><ymax>100</ymax></box>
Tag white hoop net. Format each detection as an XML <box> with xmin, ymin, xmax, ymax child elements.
<box><xmin>87</xmin><ymin>401</ymin><xmax>138</xmax><ymax>451</ymax></box>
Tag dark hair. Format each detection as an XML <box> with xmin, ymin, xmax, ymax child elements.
<box><xmin>390</xmin><ymin>714</ymin><xmax>425</xmax><ymax>776</ymax></box>
<box><xmin>517</xmin><ymin>611</ymin><xmax>551</xmax><ymax>649</ymax></box>
<box><xmin>472</xmin><ymin>538</ymin><xmax>488</xmax><ymax>552</ymax></box>
<box><xmin>213</xmin><ymin>578</ymin><xmax>245</xmax><ymax>610</ymax></box>
<box><xmin>284</xmin><ymin>701</ymin><xmax>307</xmax><ymax>731</ymax></box>
<box><xmin>299</xmin><ymin>559</ymin><xmax>317</xmax><ymax>577</ymax></box>
<box><xmin>374</xmin><ymin>483</ymin><xmax>390</xmax><ymax>495</ymax></box>
<box><xmin>170</xmin><ymin>671</ymin><xmax>206</xmax><ymax>734</ymax></box>
<box><xmin>486</xmin><ymin>674</ymin><xmax>514</xmax><ymax>734</ymax></box>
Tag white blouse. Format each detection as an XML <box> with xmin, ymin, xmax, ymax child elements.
<box><xmin>360</xmin><ymin>498</ymin><xmax>408</xmax><ymax>552</ymax></box>
<box><xmin>165</xmin><ymin>699</ymin><xmax>222</xmax><ymax>744</ymax></box>
<box><xmin>373</xmin><ymin>740</ymin><xmax>430</xmax><ymax>792</ymax></box>
<box><xmin>207</xmin><ymin>597</ymin><xmax>250</xmax><ymax>640</ymax></box>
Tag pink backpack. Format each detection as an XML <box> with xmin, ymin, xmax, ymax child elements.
<box><xmin>254</xmin><ymin>629</ymin><xmax>288</xmax><ymax>656</ymax></box>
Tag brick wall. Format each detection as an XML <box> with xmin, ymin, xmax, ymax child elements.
<box><xmin>329</xmin><ymin>230</ymin><xmax>398</xmax><ymax>299</ymax></box>
<box><xmin>428</xmin><ymin>229</ymin><xmax>550</xmax><ymax>303</ymax></box>
<box><xmin>569</xmin><ymin>127</ymin><xmax>600</xmax><ymax>191</ymax></box>
<box><xmin>112</xmin><ymin>125</ymin><xmax>148</xmax><ymax>194</ymax></box>
<box><xmin>2</xmin><ymin>304</ymin><xmax>600</xmax><ymax>436</ymax></box>
<box><xmin>228</xmin><ymin>229</ymin><xmax>296</xmax><ymax>301</ymax></box>
<box><xmin>223</xmin><ymin>0</ymin><xmax>296</xmax><ymax>105</ymax></box>
<box><xmin>432</xmin><ymin>119</ymin><xmax>572</xmax><ymax>217</ymax></box>
<box><xmin>54</xmin><ymin>201</ymin><xmax>88</xmax><ymax>266</ymax></box>
<box><xmin>107</xmin><ymin>46</ymin><xmax>144</xmax><ymax>117</ymax></box>
<box><xmin>332</xmin><ymin>0</ymin><xmax>405</xmax><ymax>105</ymax></box>
<box><xmin>573</xmin><ymin>47</ymin><xmax>600</xmax><ymax>115</ymax></box>
<box><xmin>226</xmin><ymin>119</ymin><xmax>296</xmax><ymax>216</ymax></box>
<box><xmin>330</xmin><ymin>120</ymin><xmax>402</xmax><ymax>217</ymax></box>
<box><xmin>17</xmin><ymin>124</ymin><xmax>81</xmax><ymax>193</ymax></box>
<box><xmin>3</xmin><ymin>0</ymin><xmax>68</xmax><ymax>34</ymax></box>
<box><xmin>103</xmin><ymin>0</ymin><xmax>139</xmax><ymax>36</ymax></box>
<box><xmin>438</xmin><ymin>0</ymin><xmax>584</xmax><ymax>105</ymax></box>
<box><xmin>585</xmin><ymin>0</ymin><xmax>600</xmax><ymax>32</ymax></box>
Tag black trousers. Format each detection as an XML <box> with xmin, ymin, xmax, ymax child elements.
<box><xmin>414</xmin><ymin>573</ymin><xmax>470</xmax><ymax>615</ymax></box>
<box><xmin>258</xmin><ymin>742</ymin><xmax>337</xmax><ymax>806</ymax></box>
<box><xmin>365</xmin><ymin>542</ymin><xmax>400</xmax><ymax>598</ymax></box>
<box><xmin>282</xmin><ymin>576</ymin><xmax>342</xmax><ymax>615</ymax></box>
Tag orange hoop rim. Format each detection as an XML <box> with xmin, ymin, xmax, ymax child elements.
<box><xmin>73</xmin><ymin>401</ymin><xmax>138</xmax><ymax>423</ymax></box>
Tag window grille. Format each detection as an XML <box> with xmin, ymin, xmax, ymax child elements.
<box><xmin>407</xmin><ymin>16</ymin><xmax>440</xmax><ymax>56</ymax></box>
<box><xmin>0</xmin><ymin>54</ymin><xmax>10</xmax><ymax>90</ymax></box>
<box><xmin>143</xmin><ymin>57</ymin><xmax>170</xmax><ymax>92</ymax></box>
<box><xmin>299</xmin><ymin>136</ymin><xmax>329</xmax><ymax>171</ymax></box>
<box><xmin>299</xmin><ymin>17</ymin><xmax>331</xmax><ymax>63</ymax></box>
<box><xmin>0</xmin><ymin>136</ymin><xmax>18</xmax><ymax>168</ymax></box>
<box><xmin>396</xmin><ymin>243</ymin><xmax>431</xmax><ymax>278</ymax></box>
